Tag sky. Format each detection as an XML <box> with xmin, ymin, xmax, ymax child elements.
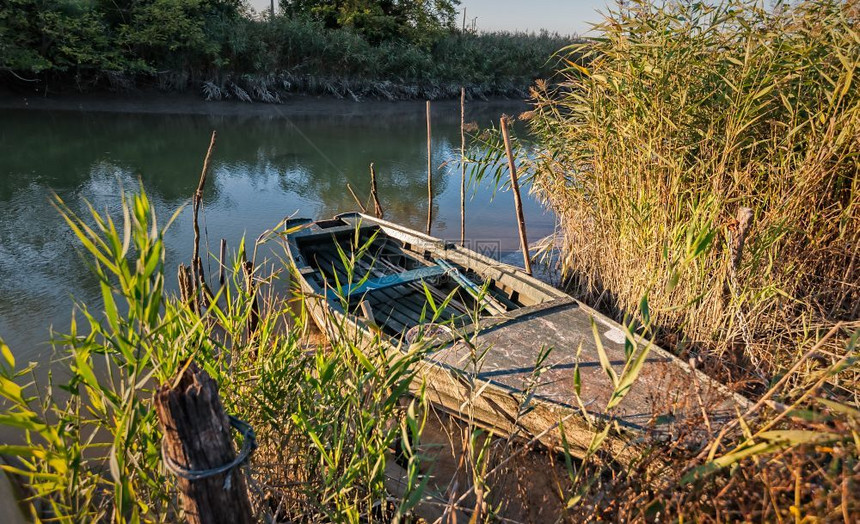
<box><xmin>246</xmin><ymin>1</ymin><xmax>611</xmax><ymax>36</ymax></box>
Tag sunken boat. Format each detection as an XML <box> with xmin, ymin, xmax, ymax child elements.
<box><xmin>284</xmin><ymin>212</ymin><xmax>750</xmax><ymax>465</ymax></box>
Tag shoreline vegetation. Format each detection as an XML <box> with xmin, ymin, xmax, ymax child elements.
<box><xmin>0</xmin><ymin>0</ymin><xmax>858</xmax><ymax>522</ymax></box>
<box><xmin>1</xmin><ymin>1</ymin><xmax>576</xmax><ymax>102</ymax></box>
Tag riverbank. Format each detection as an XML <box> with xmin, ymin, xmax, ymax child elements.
<box><xmin>0</xmin><ymin>88</ymin><xmax>528</xmax><ymax>119</ymax></box>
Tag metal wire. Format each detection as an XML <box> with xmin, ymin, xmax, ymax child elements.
<box><xmin>162</xmin><ymin>415</ymin><xmax>257</xmax><ymax>484</ymax></box>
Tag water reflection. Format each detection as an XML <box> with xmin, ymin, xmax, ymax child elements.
<box><xmin>0</xmin><ymin>102</ymin><xmax>553</xmax><ymax>359</ymax></box>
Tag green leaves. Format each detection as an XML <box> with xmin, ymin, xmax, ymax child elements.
<box><xmin>589</xmin><ymin>314</ymin><xmax>653</xmax><ymax>411</ymax></box>
<box><xmin>591</xmin><ymin>319</ymin><xmax>619</xmax><ymax>390</ymax></box>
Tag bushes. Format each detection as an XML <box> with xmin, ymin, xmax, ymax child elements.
<box><xmin>527</xmin><ymin>0</ymin><xmax>859</xmax><ymax>381</ymax></box>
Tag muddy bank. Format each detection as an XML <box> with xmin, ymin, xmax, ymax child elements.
<box><xmin>0</xmin><ymin>89</ymin><xmax>529</xmax><ymax>121</ymax></box>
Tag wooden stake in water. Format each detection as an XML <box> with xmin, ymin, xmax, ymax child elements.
<box><xmin>501</xmin><ymin>117</ymin><xmax>532</xmax><ymax>275</ymax></box>
<box><xmin>218</xmin><ymin>239</ymin><xmax>227</xmax><ymax>287</ymax></box>
<box><xmin>369</xmin><ymin>163</ymin><xmax>384</xmax><ymax>219</ymax></box>
<box><xmin>426</xmin><ymin>100</ymin><xmax>433</xmax><ymax>235</ymax></box>
<box><xmin>460</xmin><ymin>87</ymin><xmax>466</xmax><ymax>247</ymax></box>
<box><xmin>192</xmin><ymin>131</ymin><xmax>216</xmax><ymax>307</ymax></box>
<box><xmin>241</xmin><ymin>251</ymin><xmax>260</xmax><ymax>339</ymax></box>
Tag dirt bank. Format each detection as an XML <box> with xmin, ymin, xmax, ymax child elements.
<box><xmin>0</xmin><ymin>89</ymin><xmax>528</xmax><ymax>120</ymax></box>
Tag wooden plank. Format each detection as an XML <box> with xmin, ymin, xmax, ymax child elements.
<box><xmin>293</xmin><ymin>223</ymin><xmax>376</xmax><ymax>242</ymax></box>
<box><xmin>340</xmin><ymin>265</ymin><xmax>446</xmax><ymax>298</ymax></box>
<box><xmin>312</xmin><ymin>250</ymin><xmax>415</xmax><ymax>332</ymax></box>
<box><xmin>435</xmin><ymin>259</ymin><xmax>506</xmax><ymax>315</ymax></box>
<box><xmin>429</xmin><ymin>302</ymin><xmax>744</xmax><ymax>435</ymax></box>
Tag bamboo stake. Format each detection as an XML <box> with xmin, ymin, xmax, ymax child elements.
<box><xmin>426</xmin><ymin>100</ymin><xmax>433</xmax><ymax>235</ymax></box>
<box><xmin>369</xmin><ymin>163</ymin><xmax>384</xmax><ymax>219</ymax></box>
<box><xmin>500</xmin><ymin>117</ymin><xmax>532</xmax><ymax>275</ymax></box>
<box><xmin>460</xmin><ymin>87</ymin><xmax>466</xmax><ymax>247</ymax></box>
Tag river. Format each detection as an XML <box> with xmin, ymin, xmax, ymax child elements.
<box><xmin>0</xmin><ymin>97</ymin><xmax>553</xmax><ymax>362</ymax></box>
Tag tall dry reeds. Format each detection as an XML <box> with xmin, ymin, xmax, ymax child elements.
<box><xmin>528</xmin><ymin>0</ymin><xmax>859</xmax><ymax>388</ymax></box>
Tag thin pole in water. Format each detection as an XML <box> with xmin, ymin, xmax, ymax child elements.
<box><xmin>191</xmin><ymin>130</ymin><xmax>216</xmax><ymax>310</ymax></box>
<box><xmin>218</xmin><ymin>238</ymin><xmax>226</xmax><ymax>287</ymax></box>
<box><xmin>346</xmin><ymin>184</ymin><xmax>367</xmax><ymax>213</ymax></box>
<box><xmin>501</xmin><ymin>117</ymin><xmax>532</xmax><ymax>275</ymax></box>
<box><xmin>460</xmin><ymin>87</ymin><xmax>466</xmax><ymax>247</ymax></box>
<box><xmin>426</xmin><ymin>100</ymin><xmax>433</xmax><ymax>235</ymax></box>
<box><xmin>369</xmin><ymin>162</ymin><xmax>383</xmax><ymax>219</ymax></box>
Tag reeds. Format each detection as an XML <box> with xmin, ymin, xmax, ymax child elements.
<box><xmin>528</xmin><ymin>0</ymin><xmax>859</xmax><ymax>386</ymax></box>
<box><xmin>0</xmin><ymin>191</ymin><xmax>430</xmax><ymax>522</ymax></box>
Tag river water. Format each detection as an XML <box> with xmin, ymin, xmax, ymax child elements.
<box><xmin>0</xmin><ymin>99</ymin><xmax>553</xmax><ymax>362</ymax></box>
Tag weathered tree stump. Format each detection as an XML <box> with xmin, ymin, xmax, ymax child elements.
<box><xmin>155</xmin><ymin>362</ymin><xmax>254</xmax><ymax>524</ymax></box>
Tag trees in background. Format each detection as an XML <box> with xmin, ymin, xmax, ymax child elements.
<box><xmin>279</xmin><ymin>0</ymin><xmax>459</xmax><ymax>44</ymax></box>
<box><xmin>0</xmin><ymin>0</ymin><xmax>567</xmax><ymax>98</ymax></box>
<box><xmin>0</xmin><ymin>0</ymin><xmax>243</xmax><ymax>76</ymax></box>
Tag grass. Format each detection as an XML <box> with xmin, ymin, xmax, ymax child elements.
<box><xmin>525</xmin><ymin>0</ymin><xmax>859</xmax><ymax>388</ymax></box>
<box><xmin>0</xmin><ymin>184</ymin><xmax>857</xmax><ymax>521</ymax></box>
<box><xmin>0</xmin><ymin>190</ymin><xmax>433</xmax><ymax>522</ymax></box>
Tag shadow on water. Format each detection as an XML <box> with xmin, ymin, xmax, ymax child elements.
<box><xmin>0</xmin><ymin>101</ymin><xmax>554</xmax><ymax>360</ymax></box>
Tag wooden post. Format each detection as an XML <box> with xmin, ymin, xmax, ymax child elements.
<box><xmin>732</xmin><ymin>207</ymin><xmax>754</xmax><ymax>270</ymax></box>
<box><xmin>460</xmin><ymin>87</ymin><xmax>467</xmax><ymax>247</ymax></box>
<box><xmin>369</xmin><ymin>163</ymin><xmax>384</xmax><ymax>219</ymax></box>
<box><xmin>500</xmin><ymin>117</ymin><xmax>532</xmax><ymax>275</ymax></box>
<box><xmin>155</xmin><ymin>362</ymin><xmax>254</xmax><ymax>524</ymax></box>
<box><xmin>192</xmin><ymin>131</ymin><xmax>217</xmax><ymax>308</ymax></box>
<box><xmin>426</xmin><ymin>100</ymin><xmax>433</xmax><ymax>235</ymax></box>
<box><xmin>218</xmin><ymin>239</ymin><xmax>227</xmax><ymax>287</ymax></box>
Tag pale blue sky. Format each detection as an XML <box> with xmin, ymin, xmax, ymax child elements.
<box><xmin>247</xmin><ymin>1</ymin><xmax>611</xmax><ymax>36</ymax></box>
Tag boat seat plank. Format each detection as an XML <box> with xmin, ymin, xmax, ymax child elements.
<box><xmin>294</xmin><ymin>224</ymin><xmax>377</xmax><ymax>243</ymax></box>
<box><xmin>339</xmin><ymin>265</ymin><xmax>446</xmax><ymax>298</ymax></box>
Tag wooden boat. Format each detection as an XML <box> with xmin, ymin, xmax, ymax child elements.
<box><xmin>284</xmin><ymin>212</ymin><xmax>749</xmax><ymax>466</ymax></box>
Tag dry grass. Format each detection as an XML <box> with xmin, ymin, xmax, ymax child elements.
<box><xmin>528</xmin><ymin>0</ymin><xmax>859</xmax><ymax>394</ymax></box>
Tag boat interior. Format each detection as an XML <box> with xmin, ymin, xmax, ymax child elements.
<box><xmin>290</xmin><ymin>215</ymin><xmax>554</xmax><ymax>338</ymax></box>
